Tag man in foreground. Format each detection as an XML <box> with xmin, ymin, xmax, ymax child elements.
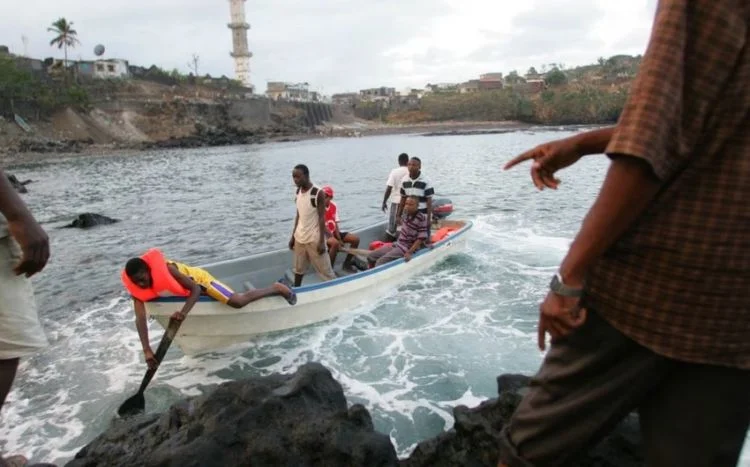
<box><xmin>122</xmin><ymin>248</ymin><xmax>295</xmax><ymax>369</ymax></box>
<box><xmin>368</xmin><ymin>196</ymin><xmax>427</xmax><ymax>267</ymax></box>
<box><xmin>498</xmin><ymin>1</ymin><xmax>750</xmax><ymax>466</ymax></box>
<box><xmin>0</xmin><ymin>170</ymin><xmax>50</xmax><ymax>466</ymax></box>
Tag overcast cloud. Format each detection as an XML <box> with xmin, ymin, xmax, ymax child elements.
<box><xmin>0</xmin><ymin>0</ymin><xmax>658</xmax><ymax>94</ymax></box>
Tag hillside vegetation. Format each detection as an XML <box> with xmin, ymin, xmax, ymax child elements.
<box><xmin>383</xmin><ymin>55</ymin><xmax>640</xmax><ymax>125</ymax></box>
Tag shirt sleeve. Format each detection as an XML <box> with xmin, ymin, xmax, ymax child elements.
<box><xmin>423</xmin><ymin>179</ymin><xmax>435</xmax><ymax>198</ymax></box>
<box><xmin>386</xmin><ymin>169</ymin><xmax>396</xmax><ymax>188</ymax></box>
<box><xmin>605</xmin><ymin>0</ymin><xmax>746</xmax><ymax>182</ymax></box>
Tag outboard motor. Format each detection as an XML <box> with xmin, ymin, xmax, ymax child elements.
<box><xmin>432</xmin><ymin>198</ymin><xmax>454</xmax><ymax>219</ymax></box>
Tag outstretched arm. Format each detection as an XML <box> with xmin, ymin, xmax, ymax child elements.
<box><xmin>503</xmin><ymin>126</ymin><xmax>616</xmax><ymax>190</ymax></box>
<box><xmin>133</xmin><ymin>298</ymin><xmax>157</xmax><ymax>369</ymax></box>
<box><xmin>167</xmin><ymin>264</ymin><xmax>202</xmax><ymax>320</ymax></box>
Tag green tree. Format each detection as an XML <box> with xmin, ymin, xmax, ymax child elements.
<box><xmin>48</xmin><ymin>18</ymin><xmax>80</xmax><ymax>68</ymax></box>
<box><xmin>545</xmin><ymin>68</ymin><xmax>567</xmax><ymax>86</ymax></box>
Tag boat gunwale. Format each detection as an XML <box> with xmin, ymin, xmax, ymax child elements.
<box><xmin>149</xmin><ymin>219</ymin><xmax>473</xmax><ymax>303</ymax></box>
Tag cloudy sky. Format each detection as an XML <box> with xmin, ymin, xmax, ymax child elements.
<box><xmin>1</xmin><ymin>0</ymin><xmax>657</xmax><ymax>94</ymax></box>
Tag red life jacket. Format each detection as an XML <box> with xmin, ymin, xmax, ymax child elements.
<box><xmin>120</xmin><ymin>248</ymin><xmax>190</xmax><ymax>302</ymax></box>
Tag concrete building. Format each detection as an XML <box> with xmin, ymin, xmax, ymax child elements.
<box><xmin>479</xmin><ymin>72</ymin><xmax>503</xmax><ymax>81</ymax></box>
<box><xmin>331</xmin><ymin>92</ymin><xmax>359</xmax><ymax>106</ymax></box>
<box><xmin>359</xmin><ymin>87</ymin><xmax>396</xmax><ymax>101</ymax></box>
<box><xmin>458</xmin><ymin>80</ymin><xmax>480</xmax><ymax>93</ymax></box>
<box><xmin>265</xmin><ymin>82</ymin><xmax>313</xmax><ymax>102</ymax></box>
<box><xmin>478</xmin><ymin>72</ymin><xmax>504</xmax><ymax>91</ymax></box>
<box><xmin>92</xmin><ymin>59</ymin><xmax>130</xmax><ymax>79</ymax></box>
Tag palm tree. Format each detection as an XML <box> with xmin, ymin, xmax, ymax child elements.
<box><xmin>48</xmin><ymin>18</ymin><xmax>80</xmax><ymax>68</ymax></box>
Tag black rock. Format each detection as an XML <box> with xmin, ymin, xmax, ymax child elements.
<box><xmin>62</xmin><ymin>213</ymin><xmax>120</xmax><ymax>229</ymax></box>
<box><xmin>66</xmin><ymin>362</ymin><xmax>399</xmax><ymax>467</ymax></box>
<box><xmin>401</xmin><ymin>374</ymin><xmax>642</xmax><ymax>467</ymax></box>
<box><xmin>65</xmin><ymin>363</ymin><xmax>643</xmax><ymax>467</ymax></box>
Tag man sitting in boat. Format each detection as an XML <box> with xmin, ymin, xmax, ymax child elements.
<box><xmin>367</xmin><ymin>196</ymin><xmax>428</xmax><ymax>267</ymax></box>
<box><xmin>289</xmin><ymin>164</ymin><xmax>336</xmax><ymax>286</ymax></box>
<box><xmin>322</xmin><ymin>185</ymin><xmax>361</xmax><ymax>273</ymax></box>
<box><xmin>121</xmin><ymin>249</ymin><xmax>296</xmax><ymax>369</ymax></box>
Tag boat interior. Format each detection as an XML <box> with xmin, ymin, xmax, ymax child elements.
<box><xmin>191</xmin><ymin>219</ymin><xmax>466</xmax><ymax>296</ymax></box>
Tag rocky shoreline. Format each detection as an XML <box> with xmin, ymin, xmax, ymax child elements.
<box><xmin>56</xmin><ymin>362</ymin><xmax>641</xmax><ymax>467</ymax></box>
<box><xmin>0</xmin><ymin>120</ymin><xmax>603</xmax><ymax>167</ymax></box>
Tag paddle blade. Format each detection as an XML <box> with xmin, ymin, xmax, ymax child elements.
<box><xmin>117</xmin><ymin>392</ymin><xmax>145</xmax><ymax>418</ymax></box>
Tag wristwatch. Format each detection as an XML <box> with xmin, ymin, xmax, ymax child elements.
<box><xmin>549</xmin><ymin>273</ymin><xmax>583</xmax><ymax>298</ymax></box>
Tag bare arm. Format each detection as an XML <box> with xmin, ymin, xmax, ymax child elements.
<box><xmin>408</xmin><ymin>239</ymin><xmax>423</xmax><ymax>254</ymax></box>
<box><xmin>396</xmin><ymin>197</ymin><xmax>406</xmax><ymax>222</ymax></box>
<box><xmin>289</xmin><ymin>211</ymin><xmax>299</xmax><ymax>249</ymax></box>
<box><xmin>0</xmin><ymin>169</ymin><xmax>49</xmax><ymax>276</ymax></box>
<box><xmin>316</xmin><ymin>191</ymin><xmax>327</xmax><ymax>247</ymax></box>
<box><xmin>559</xmin><ymin>156</ymin><xmax>661</xmax><ymax>287</ymax></box>
<box><xmin>426</xmin><ymin>197</ymin><xmax>433</xmax><ymax>228</ymax></box>
<box><xmin>167</xmin><ymin>264</ymin><xmax>202</xmax><ymax>319</ymax></box>
<box><xmin>133</xmin><ymin>298</ymin><xmax>151</xmax><ymax>353</ymax></box>
<box><xmin>382</xmin><ymin>186</ymin><xmax>393</xmax><ymax>211</ymax></box>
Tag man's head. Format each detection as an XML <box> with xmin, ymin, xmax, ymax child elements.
<box><xmin>125</xmin><ymin>258</ymin><xmax>152</xmax><ymax>289</ymax></box>
<box><xmin>407</xmin><ymin>157</ymin><xmax>421</xmax><ymax>177</ymax></box>
<box><xmin>404</xmin><ymin>195</ymin><xmax>419</xmax><ymax>215</ymax></box>
<box><xmin>322</xmin><ymin>185</ymin><xmax>334</xmax><ymax>207</ymax></box>
<box><xmin>398</xmin><ymin>153</ymin><xmax>409</xmax><ymax>166</ymax></box>
<box><xmin>292</xmin><ymin>164</ymin><xmax>310</xmax><ymax>188</ymax></box>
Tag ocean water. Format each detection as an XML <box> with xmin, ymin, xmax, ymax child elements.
<box><xmin>0</xmin><ymin>130</ymin><xmax>747</xmax><ymax>465</ymax></box>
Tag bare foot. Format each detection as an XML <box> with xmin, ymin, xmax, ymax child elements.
<box><xmin>273</xmin><ymin>282</ymin><xmax>297</xmax><ymax>305</ymax></box>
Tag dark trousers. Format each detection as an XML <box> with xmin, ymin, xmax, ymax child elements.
<box><xmin>498</xmin><ymin>310</ymin><xmax>750</xmax><ymax>467</ymax></box>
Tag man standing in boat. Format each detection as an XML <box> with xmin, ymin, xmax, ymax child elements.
<box><xmin>381</xmin><ymin>152</ymin><xmax>409</xmax><ymax>240</ymax></box>
<box><xmin>397</xmin><ymin>157</ymin><xmax>435</xmax><ymax>243</ymax></box>
<box><xmin>289</xmin><ymin>164</ymin><xmax>336</xmax><ymax>286</ymax></box>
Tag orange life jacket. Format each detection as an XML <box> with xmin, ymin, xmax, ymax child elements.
<box><xmin>430</xmin><ymin>226</ymin><xmax>459</xmax><ymax>243</ymax></box>
<box><xmin>120</xmin><ymin>248</ymin><xmax>190</xmax><ymax>302</ymax></box>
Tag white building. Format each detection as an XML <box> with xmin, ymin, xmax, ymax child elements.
<box><xmin>93</xmin><ymin>59</ymin><xmax>130</xmax><ymax>79</ymax></box>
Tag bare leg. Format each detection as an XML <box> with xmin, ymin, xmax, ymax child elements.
<box><xmin>227</xmin><ymin>283</ymin><xmax>294</xmax><ymax>308</ymax></box>
<box><xmin>342</xmin><ymin>233</ymin><xmax>360</xmax><ymax>270</ymax></box>
<box><xmin>327</xmin><ymin>237</ymin><xmax>339</xmax><ymax>267</ymax></box>
<box><xmin>0</xmin><ymin>358</ymin><xmax>20</xmax><ymax>413</ymax></box>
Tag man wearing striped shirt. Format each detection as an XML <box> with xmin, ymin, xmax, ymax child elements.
<box><xmin>397</xmin><ymin>157</ymin><xmax>434</xmax><ymax>242</ymax></box>
<box><xmin>367</xmin><ymin>196</ymin><xmax>427</xmax><ymax>267</ymax></box>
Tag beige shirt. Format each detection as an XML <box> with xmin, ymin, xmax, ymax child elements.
<box><xmin>294</xmin><ymin>185</ymin><xmax>322</xmax><ymax>244</ymax></box>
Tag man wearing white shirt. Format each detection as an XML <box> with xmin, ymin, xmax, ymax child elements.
<box><xmin>381</xmin><ymin>153</ymin><xmax>409</xmax><ymax>239</ymax></box>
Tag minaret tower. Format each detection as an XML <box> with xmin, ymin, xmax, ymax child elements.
<box><xmin>228</xmin><ymin>0</ymin><xmax>252</xmax><ymax>90</ymax></box>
